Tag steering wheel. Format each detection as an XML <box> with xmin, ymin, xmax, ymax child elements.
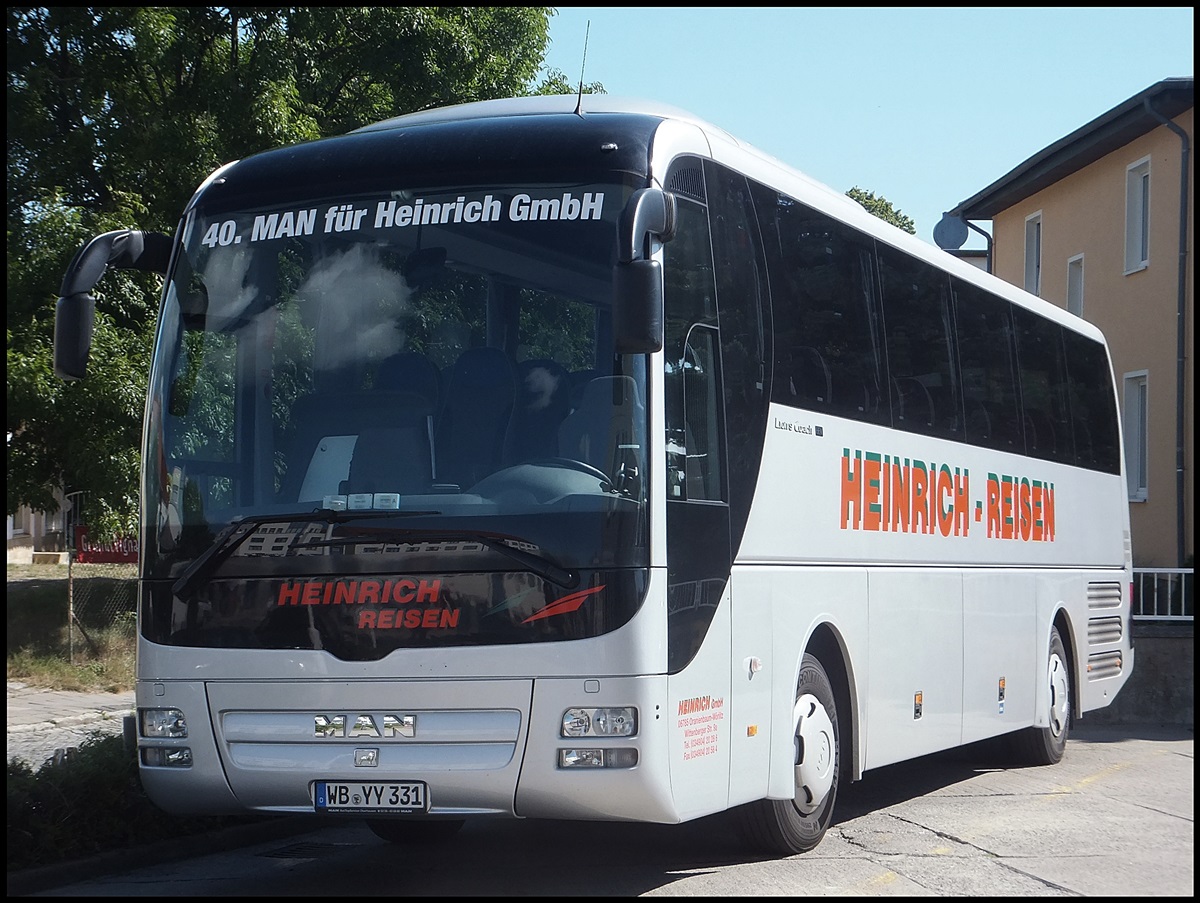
<box><xmin>525</xmin><ymin>457</ymin><xmax>612</xmax><ymax>484</ymax></box>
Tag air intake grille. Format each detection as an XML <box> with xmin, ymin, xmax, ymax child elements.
<box><xmin>1087</xmin><ymin>581</ymin><xmax>1123</xmax><ymax>611</ymax></box>
<box><xmin>1088</xmin><ymin>616</ymin><xmax>1123</xmax><ymax>645</ymax></box>
<box><xmin>667</xmin><ymin>166</ymin><xmax>705</xmax><ymax>203</ymax></box>
<box><xmin>1086</xmin><ymin>650</ymin><xmax>1123</xmax><ymax>680</ymax></box>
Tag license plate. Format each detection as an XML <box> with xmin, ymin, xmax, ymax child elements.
<box><xmin>314</xmin><ymin>781</ymin><xmax>428</xmax><ymax>814</ymax></box>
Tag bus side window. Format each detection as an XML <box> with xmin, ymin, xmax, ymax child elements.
<box><xmin>1013</xmin><ymin>308</ymin><xmax>1073</xmax><ymax>464</ymax></box>
<box><xmin>1063</xmin><ymin>331</ymin><xmax>1121</xmax><ymax>473</ymax></box>
<box><xmin>761</xmin><ymin>196</ymin><xmax>884</xmax><ymax>424</ymax></box>
<box><xmin>877</xmin><ymin>243</ymin><xmax>961</xmax><ymax>440</ymax></box>
<box><xmin>952</xmin><ymin>278</ymin><xmax>1021</xmax><ymax>452</ymax></box>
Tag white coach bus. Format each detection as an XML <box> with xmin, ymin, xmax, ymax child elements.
<box><xmin>53</xmin><ymin>94</ymin><xmax>1133</xmax><ymax>855</ymax></box>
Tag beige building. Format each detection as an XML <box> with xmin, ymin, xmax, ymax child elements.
<box><xmin>945</xmin><ymin>78</ymin><xmax>1193</xmax><ymax>570</ymax></box>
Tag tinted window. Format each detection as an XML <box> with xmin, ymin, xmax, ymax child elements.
<box><xmin>1063</xmin><ymin>331</ymin><xmax>1121</xmax><ymax>473</ymax></box>
<box><xmin>952</xmin><ymin>278</ymin><xmax>1023</xmax><ymax>451</ymax></box>
<box><xmin>1013</xmin><ymin>307</ymin><xmax>1073</xmax><ymax>463</ymax></box>
<box><xmin>877</xmin><ymin>243</ymin><xmax>961</xmax><ymax>440</ymax></box>
<box><xmin>755</xmin><ymin>190</ymin><xmax>885</xmax><ymax>423</ymax></box>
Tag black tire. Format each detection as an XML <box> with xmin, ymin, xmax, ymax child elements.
<box><xmin>735</xmin><ymin>652</ymin><xmax>840</xmax><ymax>855</ymax></box>
<box><xmin>366</xmin><ymin>817</ymin><xmax>466</xmax><ymax>845</ymax></box>
<box><xmin>1008</xmin><ymin>625</ymin><xmax>1071</xmax><ymax>765</ymax></box>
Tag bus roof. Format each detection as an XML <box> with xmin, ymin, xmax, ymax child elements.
<box><xmin>355</xmin><ymin>93</ymin><xmax>739</xmax><ymax>141</ymax></box>
<box><xmin>352</xmin><ymin>95</ymin><xmax>1113</xmax><ymax>345</ymax></box>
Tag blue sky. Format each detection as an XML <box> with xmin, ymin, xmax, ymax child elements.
<box><xmin>540</xmin><ymin>7</ymin><xmax>1194</xmax><ymax>249</ymax></box>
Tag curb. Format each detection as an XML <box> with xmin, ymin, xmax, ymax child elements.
<box><xmin>6</xmin><ymin>814</ymin><xmax>325</xmax><ymax>896</ymax></box>
<box><xmin>7</xmin><ymin>709</ymin><xmax>133</xmax><ymax>733</ymax></box>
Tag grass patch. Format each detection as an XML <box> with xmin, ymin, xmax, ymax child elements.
<box><xmin>7</xmin><ymin>563</ymin><xmax>135</xmax><ymax>692</ymax></box>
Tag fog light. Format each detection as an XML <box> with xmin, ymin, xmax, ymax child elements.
<box><xmin>141</xmin><ymin>746</ymin><xmax>193</xmax><ymax>767</ymax></box>
<box><xmin>557</xmin><ymin>747</ymin><xmax>639</xmax><ymax>769</ymax></box>
<box><xmin>141</xmin><ymin>708</ymin><xmax>188</xmax><ymax>738</ymax></box>
<box><xmin>561</xmin><ymin>706</ymin><xmax>637</xmax><ymax>738</ymax></box>
<box><xmin>559</xmin><ymin>747</ymin><xmax>604</xmax><ymax>767</ymax></box>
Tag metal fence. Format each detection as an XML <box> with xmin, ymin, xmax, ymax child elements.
<box><xmin>66</xmin><ymin>558</ymin><xmax>138</xmax><ymax>663</ymax></box>
<box><xmin>1132</xmin><ymin>568</ymin><xmax>1194</xmax><ymax>622</ymax></box>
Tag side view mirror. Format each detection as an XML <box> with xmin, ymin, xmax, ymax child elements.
<box><xmin>54</xmin><ymin>230</ymin><xmax>172</xmax><ymax>380</ymax></box>
<box><xmin>612</xmin><ymin>188</ymin><xmax>676</xmax><ymax>354</ymax></box>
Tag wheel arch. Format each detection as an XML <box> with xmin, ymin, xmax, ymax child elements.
<box><xmin>806</xmin><ymin>622</ymin><xmax>860</xmax><ymax>782</ymax></box>
<box><xmin>1051</xmin><ymin>606</ymin><xmax>1079</xmax><ymax>725</ymax></box>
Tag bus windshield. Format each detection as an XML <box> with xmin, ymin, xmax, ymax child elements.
<box><xmin>144</xmin><ymin>178</ymin><xmax>649</xmax><ymax>645</ymax></box>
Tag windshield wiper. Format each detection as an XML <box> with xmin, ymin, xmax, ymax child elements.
<box><xmin>171</xmin><ymin>508</ymin><xmax>436</xmax><ymax>598</ymax></box>
<box><xmin>320</xmin><ymin>526</ymin><xmax>580</xmax><ymax>590</ymax></box>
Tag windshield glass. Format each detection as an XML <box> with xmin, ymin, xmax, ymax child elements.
<box><xmin>142</xmin><ymin>179</ymin><xmax>649</xmax><ymax>652</ymax></box>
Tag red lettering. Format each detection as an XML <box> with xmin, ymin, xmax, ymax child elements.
<box><xmin>953</xmin><ymin>470</ymin><xmax>970</xmax><ymax>536</ymax></box>
<box><xmin>986</xmin><ymin>473</ymin><xmax>1001</xmax><ymax>537</ymax></box>
<box><xmin>278</xmin><ymin>582</ymin><xmax>303</xmax><ymax>606</ymax></box>
<box><xmin>302</xmin><ymin>582</ymin><xmax>322</xmax><ymax>605</ymax></box>
<box><xmin>889</xmin><ymin>460</ymin><xmax>910</xmax><ymax>533</ymax></box>
<box><xmin>1018</xmin><ymin>479</ymin><xmax>1033</xmax><ymax>541</ymax></box>
<box><xmin>936</xmin><ymin>464</ymin><xmax>954</xmax><ymax>537</ymax></box>
<box><xmin>910</xmin><ymin>461</ymin><xmax>930</xmax><ymax>533</ymax></box>
<box><xmin>394</xmin><ymin>578</ymin><xmax>416</xmax><ymax>603</ymax></box>
<box><xmin>863</xmin><ymin>453</ymin><xmax>882</xmax><ymax>531</ymax></box>
<box><xmin>1000</xmin><ymin>476</ymin><xmax>1015</xmax><ymax>539</ymax></box>
<box><xmin>378</xmin><ymin>608</ymin><xmax>395</xmax><ymax>628</ymax></box>
<box><xmin>358</xmin><ymin>610</ymin><xmax>377</xmax><ymax>628</ymax></box>
<box><xmin>841</xmin><ymin>449</ymin><xmax>862</xmax><ymax>529</ymax></box>
<box><xmin>417</xmin><ymin>579</ymin><xmax>441</xmax><ymax>603</ymax></box>
<box><xmin>1042</xmin><ymin>484</ymin><xmax>1055</xmax><ymax>540</ymax></box>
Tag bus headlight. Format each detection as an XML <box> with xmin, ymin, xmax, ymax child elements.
<box><xmin>561</xmin><ymin>706</ymin><xmax>637</xmax><ymax>737</ymax></box>
<box><xmin>141</xmin><ymin>708</ymin><xmax>188</xmax><ymax>738</ymax></box>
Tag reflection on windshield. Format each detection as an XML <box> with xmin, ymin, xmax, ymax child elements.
<box><xmin>146</xmin><ymin>181</ymin><xmax>648</xmax><ymax>580</ymax></box>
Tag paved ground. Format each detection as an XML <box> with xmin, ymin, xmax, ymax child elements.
<box><xmin>6</xmin><ymin>680</ymin><xmax>135</xmax><ymax>768</ymax></box>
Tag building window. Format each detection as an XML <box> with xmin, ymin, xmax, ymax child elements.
<box><xmin>1024</xmin><ymin>212</ymin><xmax>1042</xmax><ymax>296</ymax></box>
<box><xmin>1123</xmin><ymin>371</ymin><xmax>1148</xmax><ymax>501</ymax></box>
<box><xmin>1124</xmin><ymin>158</ymin><xmax>1150</xmax><ymax>273</ymax></box>
<box><xmin>1066</xmin><ymin>254</ymin><xmax>1084</xmax><ymax>317</ymax></box>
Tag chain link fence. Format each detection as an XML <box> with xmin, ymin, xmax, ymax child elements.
<box><xmin>66</xmin><ymin>558</ymin><xmax>138</xmax><ymax>665</ymax></box>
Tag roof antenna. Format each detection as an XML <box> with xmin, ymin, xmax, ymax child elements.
<box><xmin>574</xmin><ymin>20</ymin><xmax>590</xmax><ymax>116</ymax></box>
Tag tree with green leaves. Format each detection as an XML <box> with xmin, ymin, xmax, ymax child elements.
<box><xmin>8</xmin><ymin>6</ymin><xmax>579</xmax><ymax>539</ymax></box>
<box><xmin>846</xmin><ymin>186</ymin><xmax>915</xmax><ymax>234</ymax></box>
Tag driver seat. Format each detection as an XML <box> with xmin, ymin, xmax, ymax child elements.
<box><xmin>558</xmin><ymin>376</ymin><xmax>644</xmax><ymax>479</ymax></box>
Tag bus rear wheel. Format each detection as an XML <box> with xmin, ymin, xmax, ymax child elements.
<box><xmin>735</xmin><ymin>652</ymin><xmax>840</xmax><ymax>855</ymax></box>
<box><xmin>366</xmin><ymin>818</ymin><xmax>466</xmax><ymax>845</ymax></box>
<box><xmin>1007</xmin><ymin>625</ymin><xmax>1071</xmax><ymax>765</ymax></box>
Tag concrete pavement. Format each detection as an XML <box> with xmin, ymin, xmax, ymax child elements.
<box><xmin>6</xmin><ymin>680</ymin><xmax>135</xmax><ymax>768</ymax></box>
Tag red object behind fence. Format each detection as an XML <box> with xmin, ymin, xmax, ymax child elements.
<box><xmin>73</xmin><ymin>526</ymin><xmax>138</xmax><ymax>563</ymax></box>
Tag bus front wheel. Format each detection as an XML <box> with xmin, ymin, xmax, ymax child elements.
<box><xmin>735</xmin><ymin>652</ymin><xmax>840</xmax><ymax>855</ymax></box>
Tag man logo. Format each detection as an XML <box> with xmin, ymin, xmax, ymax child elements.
<box><xmin>314</xmin><ymin>714</ymin><xmax>416</xmax><ymax>738</ymax></box>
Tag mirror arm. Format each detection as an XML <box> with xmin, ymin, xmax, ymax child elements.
<box><xmin>617</xmin><ymin>188</ymin><xmax>677</xmax><ymax>264</ymax></box>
